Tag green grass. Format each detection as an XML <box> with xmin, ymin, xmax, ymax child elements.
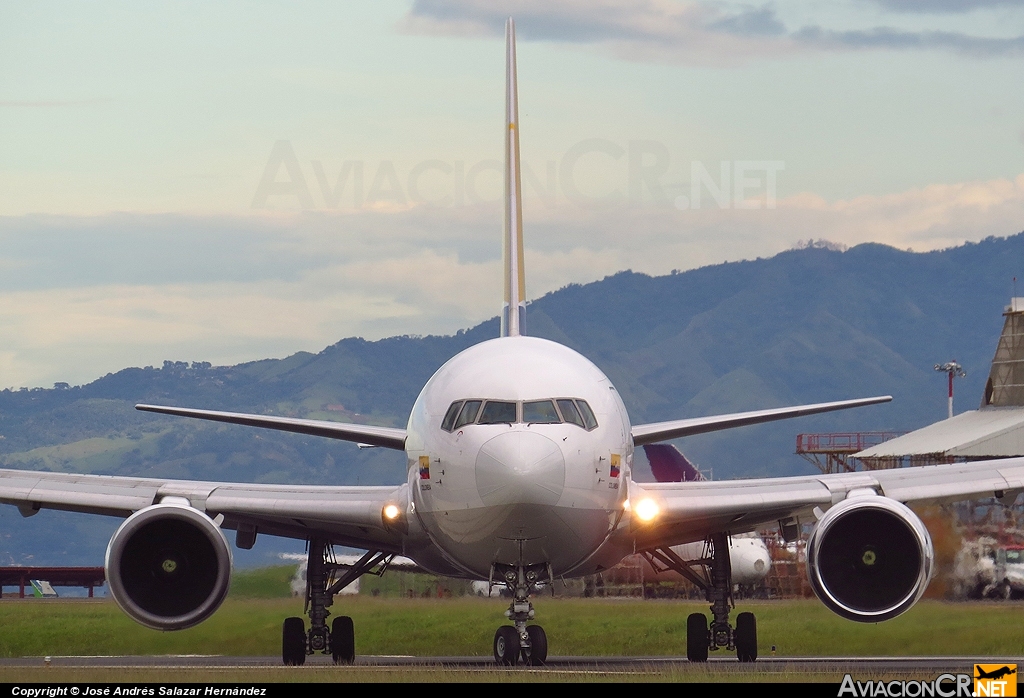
<box><xmin>229</xmin><ymin>565</ymin><xmax>295</xmax><ymax>599</ymax></box>
<box><xmin>358</xmin><ymin>569</ymin><xmax>477</xmax><ymax>597</ymax></box>
<box><xmin>2</xmin><ymin>597</ymin><xmax>1024</xmax><ymax>659</ymax></box>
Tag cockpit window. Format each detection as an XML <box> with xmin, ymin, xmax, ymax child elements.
<box><xmin>478</xmin><ymin>400</ymin><xmax>517</xmax><ymax>425</ymax></box>
<box><xmin>454</xmin><ymin>400</ymin><xmax>482</xmax><ymax>429</ymax></box>
<box><xmin>576</xmin><ymin>400</ymin><xmax>599</xmax><ymax>430</ymax></box>
<box><xmin>556</xmin><ymin>399</ymin><xmax>585</xmax><ymax>428</ymax></box>
<box><xmin>524</xmin><ymin>400</ymin><xmax>560</xmax><ymax>424</ymax></box>
<box><xmin>440</xmin><ymin>397</ymin><xmax>597</xmax><ymax>430</ymax></box>
<box><xmin>441</xmin><ymin>401</ymin><xmax>463</xmax><ymax>432</ymax></box>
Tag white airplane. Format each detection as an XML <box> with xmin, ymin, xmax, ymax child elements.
<box><xmin>2</xmin><ymin>18</ymin><xmax>1021</xmax><ymax>667</ymax></box>
<box><xmin>660</xmin><ymin>534</ymin><xmax>771</xmax><ymax>588</ymax></box>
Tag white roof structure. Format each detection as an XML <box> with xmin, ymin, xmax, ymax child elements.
<box><xmin>856</xmin><ymin>407</ymin><xmax>1024</xmax><ymax>459</ymax></box>
<box><xmin>856</xmin><ymin>298</ymin><xmax>1024</xmax><ymax>464</ymax></box>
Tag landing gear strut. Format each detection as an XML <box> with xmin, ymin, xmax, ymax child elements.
<box><xmin>281</xmin><ymin>538</ymin><xmax>393</xmax><ymax>666</ymax></box>
<box><xmin>491</xmin><ymin>560</ymin><xmax>550</xmax><ymax>666</ymax></box>
<box><xmin>643</xmin><ymin>532</ymin><xmax>757</xmax><ymax>663</ymax></box>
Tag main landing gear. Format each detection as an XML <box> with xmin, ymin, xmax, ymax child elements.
<box><xmin>282</xmin><ymin>537</ymin><xmax>393</xmax><ymax>666</ymax></box>
<box><xmin>642</xmin><ymin>532</ymin><xmax>757</xmax><ymax>663</ymax></box>
<box><xmin>491</xmin><ymin>561</ymin><xmax>550</xmax><ymax>666</ymax></box>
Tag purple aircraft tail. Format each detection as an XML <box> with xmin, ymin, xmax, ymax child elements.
<box><xmin>642</xmin><ymin>444</ymin><xmax>706</xmax><ymax>483</ymax></box>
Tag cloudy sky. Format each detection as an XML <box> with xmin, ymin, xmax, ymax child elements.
<box><xmin>2</xmin><ymin>0</ymin><xmax>1024</xmax><ymax>388</ymax></box>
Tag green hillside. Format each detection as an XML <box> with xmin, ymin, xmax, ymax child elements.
<box><xmin>2</xmin><ymin>233</ymin><xmax>1022</xmax><ymax>564</ymax></box>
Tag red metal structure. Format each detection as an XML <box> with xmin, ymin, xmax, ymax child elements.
<box><xmin>796</xmin><ymin>432</ymin><xmax>903</xmax><ymax>473</ymax></box>
<box><xmin>0</xmin><ymin>567</ymin><xmax>105</xmax><ymax>598</ymax></box>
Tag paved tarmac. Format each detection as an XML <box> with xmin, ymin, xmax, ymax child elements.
<box><xmin>0</xmin><ymin>655</ymin><xmax>1016</xmax><ymax>672</ymax></box>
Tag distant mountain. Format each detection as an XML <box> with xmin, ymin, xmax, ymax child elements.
<box><xmin>2</xmin><ymin>232</ymin><xmax>1023</xmax><ymax>565</ymax></box>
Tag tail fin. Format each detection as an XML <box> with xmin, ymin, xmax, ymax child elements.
<box><xmin>643</xmin><ymin>444</ymin><xmax>707</xmax><ymax>482</ymax></box>
<box><xmin>501</xmin><ymin>17</ymin><xmax>527</xmax><ymax>337</ymax></box>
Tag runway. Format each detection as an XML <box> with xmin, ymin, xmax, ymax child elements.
<box><xmin>0</xmin><ymin>655</ymin><xmax>1013</xmax><ymax>672</ymax></box>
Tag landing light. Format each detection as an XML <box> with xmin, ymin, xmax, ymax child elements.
<box><xmin>383</xmin><ymin>504</ymin><xmax>401</xmax><ymax>520</ymax></box>
<box><xmin>634</xmin><ymin>498</ymin><xmax>660</xmax><ymax>522</ymax></box>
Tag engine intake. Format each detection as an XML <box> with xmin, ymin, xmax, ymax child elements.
<box><xmin>105</xmin><ymin>503</ymin><xmax>232</xmax><ymax>630</ymax></box>
<box><xmin>806</xmin><ymin>495</ymin><xmax>933</xmax><ymax>622</ymax></box>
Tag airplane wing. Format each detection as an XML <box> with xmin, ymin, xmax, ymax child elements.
<box><xmin>630</xmin><ymin>395</ymin><xmax>892</xmax><ymax>446</ymax></box>
<box><xmin>135</xmin><ymin>404</ymin><xmax>407</xmax><ymax>450</ymax></box>
<box><xmin>629</xmin><ymin>455</ymin><xmax>1024</xmax><ymax>550</ymax></box>
<box><xmin>0</xmin><ymin>468</ymin><xmax>408</xmax><ymax>552</ymax></box>
<box><xmin>144</xmin><ymin>396</ymin><xmax>887</xmax><ymax>453</ymax></box>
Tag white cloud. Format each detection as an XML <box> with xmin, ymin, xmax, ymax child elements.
<box><xmin>2</xmin><ymin>172</ymin><xmax>1023</xmax><ymax>388</ymax></box>
<box><xmin>872</xmin><ymin>0</ymin><xmax>1024</xmax><ymax>13</ymax></box>
<box><xmin>399</xmin><ymin>0</ymin><xmax>797</xmax><ymax>66</ymax></box>
<box><xmin>775</xmin><ymin>174</ymin><xmax>1024</xmax><ymax>248</ymax></box>
<box><xmin>400</xmin><ymin>0</ymin><xmax>1024</xmax><ymax>64</ymax></box>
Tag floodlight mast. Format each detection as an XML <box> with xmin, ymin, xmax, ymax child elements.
<box><xmin>934</xmin><ymin>360</ymin><xmax>966</xmax><ymax>419</ymax></box>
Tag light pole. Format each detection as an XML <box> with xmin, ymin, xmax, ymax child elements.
<box><xmin>934</xmin><ymin>361</ymin><xmax>966</xmax><ymax>420</ymax></box>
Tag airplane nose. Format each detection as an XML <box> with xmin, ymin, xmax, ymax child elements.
<box><xmin>476</xmin><ymin>431</ymin><xmax>565</xmax><ymax>506</ymax></box>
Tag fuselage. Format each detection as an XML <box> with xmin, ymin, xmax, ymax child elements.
<box><xmin>403</xmin><ymin>336</ymin><xmax>635</xmax><ymax>579</ymax></box>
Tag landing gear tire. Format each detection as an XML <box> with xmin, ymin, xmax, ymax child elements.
<box><xmin>494</xmin><ymin>625</ymin><xmax>520</xmax><ymax>666</ymax></box>
<box><xmin>524</xmin><ymin>625</ymin><xmax>547</xmax><ymax>665</ymax></box>
<box><xmin>282</xmin><ymin>616</ymin><xmax>306</xmax><ymax>666</ymax></box>
<box><xmin>331</xmin><ymin>616</ymin><xmax>355</xmax><ymax>664</ymax></box>
<box><xmin>735</xmin><ymin>612</ymin><xmax>757</xmax><ymax>662</ymax></box>
<box><xmin>686</xmin><ymin>613</ymin><xmax>709</xmax><ymax>663</ymax></box>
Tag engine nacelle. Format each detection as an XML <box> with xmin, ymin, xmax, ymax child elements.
<box><xmin>105</xmin><ymin>503</ymin><xmax>232</xmax><ymax>630</ymax></box>
<box><xmin>806</xmin><ymin>495</ymin><xmax>933</xmax><ymax>622</ymax></box>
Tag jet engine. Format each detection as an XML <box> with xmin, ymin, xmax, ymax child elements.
<box><xmin>105</xmin><ymin>503</ymin><xmax>232</xmax><ymax>630</ymax></box>
<box><xmin>806</xmin><ymin>495</ymin><xmax>933</xmax><ymax>622</ymax></box>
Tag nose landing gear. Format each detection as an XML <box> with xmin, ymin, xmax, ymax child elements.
<box><xmin>643</xmin><ymin>532</ymin><xmax>758</xmax><ymax>663</ymax></box>
<box><xmin>491</xmin><ymin>561</ymin><xmax>550</xmax><ymax>666</ymax></box>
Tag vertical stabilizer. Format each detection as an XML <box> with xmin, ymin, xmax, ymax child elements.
<box><xmin>501</xmin><ymin>17</ymin><xmax>527</xmax><ymax>337</ymax></box>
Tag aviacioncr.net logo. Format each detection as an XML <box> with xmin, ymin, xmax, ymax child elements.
<box><xmin>838</xmin><ymin>674</ymin><xmax>973</xmax><ymax>697</ymax></box>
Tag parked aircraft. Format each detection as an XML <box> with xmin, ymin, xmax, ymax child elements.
<box><xmin>4</xmin><ymin>18</ymin><xmax>1023</xmax><ymax>666</ymax></box>
<box><xmin>641</xmin><ymin>445</ymin><xmax>771</xmax><ymax>588</ymax></box>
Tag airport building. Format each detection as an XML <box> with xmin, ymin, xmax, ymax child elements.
<box><xmin>854</xmin><ymin>298</ymin><xmax>1024</xmax><ymax>468</ymax></box>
